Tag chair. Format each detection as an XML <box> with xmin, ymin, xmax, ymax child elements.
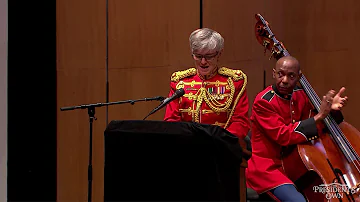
<box><xmin>243</xmin><ymin>132</ymin><xmax>261</xmax><ymax>201</ymax></box>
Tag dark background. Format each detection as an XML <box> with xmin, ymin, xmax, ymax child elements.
<box><xmin>7</xmin><ymin>0</ymin><xmax>57</xmax><ymax>201</ymax></box>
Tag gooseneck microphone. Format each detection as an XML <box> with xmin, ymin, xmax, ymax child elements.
<box><xmin>143</xmin><ymin>88</ymin><xmax>185</xmax><ymax>120</ymax></box>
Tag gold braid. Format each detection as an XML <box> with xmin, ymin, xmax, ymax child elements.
<box><xmin>193</xmin><ymin>77</ymin><xmax>235</xmax><ymax>122</ymax></box>
<box><xmin>192</xmin><ymin>70</ymin><xmax>247</xmax><ymax>128</ymax></box>
<box><xmin>194</xmin><ymin>90</ymin><xmax>204</xmax><ymax>122</ymax></box>
<box><xmin>172</xmin><ymin>67</ymin><xmax>247</xmax><ymax>125</ymax></box>
<box><xmin>224</xmin><ymin>71</ymin><xmax>247</xmax><ymax>129</ymax></box>
<box><xmin>203</xmin><ymin>77</ymin><xmax>235</xmax><ymax>112</ymax></box>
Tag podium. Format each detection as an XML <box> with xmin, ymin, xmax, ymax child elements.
<box><xmin>104</xmin><ymin>120</ymin><xmax>245</xmax><ymax>201</ymax></box>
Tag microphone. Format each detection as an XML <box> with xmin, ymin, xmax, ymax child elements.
<box><xmin>143</xmin><ymin>88</ymin><xmax>185</xmax><ymax>120</ymax></box>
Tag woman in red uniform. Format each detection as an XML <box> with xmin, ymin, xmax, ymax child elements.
<box><xmin>164</xmin><ymin>28</ymin><xmax>250</xmax><ymax>140</ymax></box>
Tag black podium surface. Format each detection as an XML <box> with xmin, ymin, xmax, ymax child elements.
<box><xmin>104</xmin><ymin>120</ymin><xmax>244</xmax><ymax>201</ymax></box>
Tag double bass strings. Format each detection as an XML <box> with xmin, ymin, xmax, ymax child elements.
<box><xmin>300</xmin><ymin>75</ymin><xmax>360</xmax><ymax>173</ymax></box>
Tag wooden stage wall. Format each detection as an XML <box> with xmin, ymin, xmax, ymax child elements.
<box><xmin>57</xmin><ymin>0</ymin><xmax>360</xmax><ymax>201</ymax></box>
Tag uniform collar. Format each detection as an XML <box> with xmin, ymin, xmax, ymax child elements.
<box><xmin>272</xmin><ymin>84</ymin><xmax>292</xmax><ymax>100</ymax></box>
<box><xmin>197</xmin><ymin>66</ymin><xmax>219</xmax><ymax>80</ymax></box>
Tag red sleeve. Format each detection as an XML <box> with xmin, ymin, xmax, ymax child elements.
<box><xmin>300</xmin><ymin>97</ymin><xmax>327</xmax><ymax>136</ymax></box>
<box><xmin>226</xmin><ymin>86</ymin><xmax>250</xmax><ymax>139</ymax></box>
<box><xmin>300</xmin><ymin>97</ymin><xmax>314</xmax><ymax>120</ymax></box>
<box><xmin>163</xmin><ymin>81</ymin><xmax>181</xmax><ymax>122</ymax></box>
<box><xmin>252</xmin><ymin>99</ymin><xmax>319</xmax><ymax>146</ymax></box>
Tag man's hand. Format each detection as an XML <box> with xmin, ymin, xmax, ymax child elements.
<box><xmin>331</xmin><ymin>87</ymin><xmax>348</xmax><ymax>110</ymax></box>
<box><xmin>314</xmin><ymin>90</ymin><xmax>335</xmax><ymax>123</ymax></box>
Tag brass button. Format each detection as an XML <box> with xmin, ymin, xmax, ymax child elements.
<box><xmin>293</xmin><ymin>120</ymin><xmax>295</xmax><ymax>123</ymax></box>
<box><xmin>292</xmin><ymin>111</ymin><xmax>295</xmax><ymax>114</ymax></box>
<box><xmin>271</xmin><ymin>90</ymin><xmax>274</xmax><ymax>93</ymax></box>
<box><xmin>291</xmin><ymin>102</ymin><xmax>294</xmax><ymax>105</ymax></box>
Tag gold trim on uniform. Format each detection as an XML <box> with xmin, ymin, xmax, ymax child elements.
<box><xmin>179</xmin><ymin>107</ymin><xmax>192</xmax><ymax>115</ymax></box>
<box><xmin>205</xmin><ymin>81</ymin><xmax>228</xmax><ymax>86</ymax></box>
<box><xmin>193</xmin><ymin>77</ymin><xmax>235</xmax><ymax>122</ymax></box>
<box><xmin>218</xmin><ymin>67</ymin><xmax>243</xmax><ymax>81</ymax></box>
<box><xmin>176</xmin><ymin>80</ymin><xmax>228</xmax><ymax>89</ymax></box>
<box><xmin>183</xmin><ymin>92</ymin><xmax>197</xmax><ymax>100</ymax></box>
<box><xmin>215</xmin><ymin>80</ymin><xmax>220</xmax><ymax>87</ymax></box>
<box><xmin>176</xmin><ymin>81</ymin><xmax>185</xmax><ymax>89</ymax></box>
<box><xmin>178</xmin><ymin>108</ymin><xmax>232</xmax><ymax>115</ymax></box>
<box><xmin>212</xmin><ymin>94</ymin><xmax>226</xmax><ymax>100</ymax></box>
<box><xmin>221</xmin><ymin>68</ymin><xmax>247</xmax><ymax>129</ymax></box>
<box><xmin>202</xmin><ymin>109</ymin><xmax>220</xmax><ymax>115</ymax></box>
<box><xmin>171</xmin><ymin>68</ymin><xmax>197</xmax><ymax>82</ymax></box>
<box><xmin>213</xmin><ymin>121</ymin><xmax>226</xmax><ymax>126</ymax></box>
<box><xmin>169</xmin><ymin>67</ymin><xmax>247</xmax><ymax>129</ymax></box>
<box><xmin>183</xmin><ymin>93</ymin><xmax>230</xmax><ymax>101</ymax></box>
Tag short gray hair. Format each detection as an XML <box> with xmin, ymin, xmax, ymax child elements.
<box><xmin>189</xmin><ymin>28</ymin><xmax>224</xmax><ymax>53</ymax></box>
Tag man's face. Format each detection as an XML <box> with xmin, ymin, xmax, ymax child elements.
<box><xmin>273</xmin><ymin>60</ymin><xmax>301</xmax><ymax>95</ymax></box>
<box><xmin>192</xmin><ymin>49</ymin><xmax>221</xmax><ymax>77</ymax></box>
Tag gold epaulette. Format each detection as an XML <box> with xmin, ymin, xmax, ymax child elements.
<box><xmin>218</xmin><ymin>67</ymin><xmax>244</xmax><ymax>81</ymax></box>
<box><xmin>170</xmin><ymin>68</ymin><xmax>197</xmax><ymax>82</ymax></box>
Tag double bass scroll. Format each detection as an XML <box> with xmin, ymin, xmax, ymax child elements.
<box><xmin>254</xmin><ymin>13</ymin><xmax>360</xmax><ymax>202</ymax></box>
<box><xmin>254</xmin><ymin>14</ymin><xmax>289</xmax><ymax>59</ymax></box>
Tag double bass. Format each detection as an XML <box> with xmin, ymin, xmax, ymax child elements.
<box><xmin>254</xmin><ymin>13</ymin><xmax>360</xmax><ymax>202</ymax></box>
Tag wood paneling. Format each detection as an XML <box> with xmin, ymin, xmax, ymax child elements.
<box><xmin>261</xmin><ymin>0</ymin><xmax>360</xmax><ymax>129</ymax></box>
<box><xmin>107</xmin><ymin>67</ymin><xmax>176</xmax><ymax>120</ymax></box>
<box><xmin>107</xmin><ymin>0</ymin><xmax>200</xmax><ymax>121</ymax></box>
<box><xmin>202</xmin><ymin>2</ymin><xmax>276</xmax><ymax>200</ymax></box>
<box><xmin>203</xmin><ymin>0</ymin><xmax>360</xmax><ymax>130</ymax></box>
<box><xmin>202</xmin><ymin>0</ymin><xmax>286</xmax><ymax>110</ymax></box>
<box><xmin>57</xmin><ymin>0</ymin><xmax>360</xmax><ymax>201</ymax></box>
<box><xmin>203</xmin><ymin>1</ymin><xmax>360</xmax><ymax>200</ymax></box>
<box><xmin>57</xmin><ymin>0</ymin><xmax>199</xmax><ymax>200</ymax></box>
<box><xmin>104</xmin><ymin>0</ymin><xmax>199</xmax><ymax>201</ymax></box>
<box><xmin>56</xmin><ymin>0</ymin><xmax>106</xmax><ymax>201</ymax></box>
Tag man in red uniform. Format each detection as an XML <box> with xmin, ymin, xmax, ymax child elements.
<box><xmin>164</xmin><ymin>28</ymin><xmax>250</xmax><ymax>140</ymax></box>
<box><xmin>246</xmin><ymin>55</ymin><xmax>348</xmax><ymax>201</ymax></box>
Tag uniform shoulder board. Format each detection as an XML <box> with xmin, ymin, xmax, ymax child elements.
<box><xmin>218</xmin><ymin>67</ymin><xmax>244</xmax><ymax>81</ymax></box>
<box><xmin>261</xmin><ymin>90</ymin><xmax>275</xmax><ymax>102</ymax></box>
<box><xmin>170</xmin><ymin>68</ymin><xmax>197</xmax><ymax>82</ymax></box>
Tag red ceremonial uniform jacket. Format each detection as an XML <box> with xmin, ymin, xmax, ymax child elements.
<box><xmin>246</xmin><ymin>85</ymin><xmax>322</xmax><ymax>194</ymax></box>
<box><xmin>163</xmin><ymin>67</ymin><xmax>250</xmax><ymax>139</ymax></box>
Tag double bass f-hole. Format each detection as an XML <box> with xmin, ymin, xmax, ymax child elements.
<box><xmin>327</xmin><ymin>159</ymin><xmax>356</xmax><ymax>202</ymax></box>
<box><xmin>254</xmin><ymin>13</ymin><xmax>360</xmax><ymax>202</ymax></box>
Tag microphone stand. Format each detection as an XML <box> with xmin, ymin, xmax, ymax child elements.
<box><xmin>59</xmin><ymin>96</ymin><xmax>165</xmax><ymax>202</ymax></box>
<box><xmin>143</xmin><ymin>88</ymin><xmax>185</xmax><ymax>121</ymax></box>
<box><xmin>143</xmin><ymin>102</ymin><xmax>163</xmax><ymax>120</ymax></box>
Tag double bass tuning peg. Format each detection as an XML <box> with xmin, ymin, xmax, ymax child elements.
<box><xmin>269</xmin><ymin>51</ymin><xmax>274</xmax><ymax>60</ymax></box>
<box><xmin>263</xmin><ymin>41</ymin><xmax>270</xmax><ymax>54</ymax></box>
<box><xmin>269</xmin><ymin>49</ymin><xmax>281</xmax><ymax>60</ymax></box>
